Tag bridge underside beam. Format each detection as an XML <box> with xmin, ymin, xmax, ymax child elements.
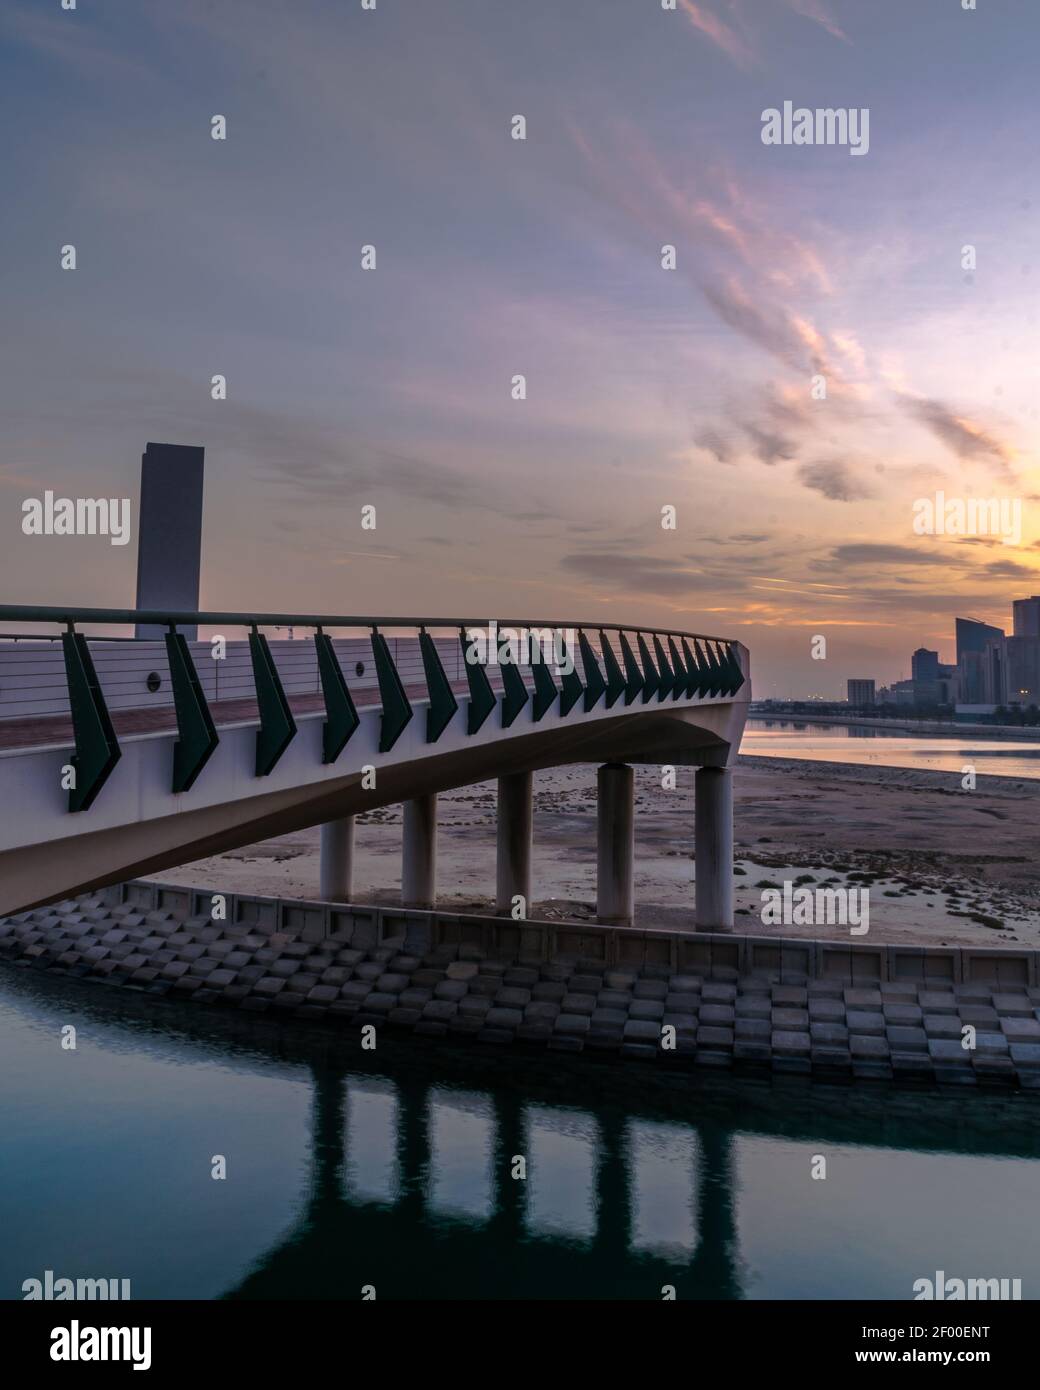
<box><xmin>0</xmin><ymin>701</ymin><xmax>745</xmax><ymax>917</ymax></box>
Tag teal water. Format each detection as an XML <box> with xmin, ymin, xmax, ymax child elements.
<box><xmin>3</xmin><ymin>967</ymin><xmax>1040</xmax><ymax>1300</ymax></box>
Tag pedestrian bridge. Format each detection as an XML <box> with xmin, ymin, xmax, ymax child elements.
<box><xmin>0</xmin><ymin>606</ymin><xmax>750</xmax><ymax>923</ymax></box>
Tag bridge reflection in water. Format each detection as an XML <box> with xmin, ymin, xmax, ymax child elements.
<box><xmin>227</xmin><ymin>1063</ymin><xmax>740</xmax><ymax>1300</ymax></box>
<box><xmin>7</xmin><ymin>966</ymin><xmax>1039</xmax><ymax>1302</ymax></box>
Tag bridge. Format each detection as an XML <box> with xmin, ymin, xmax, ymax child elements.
<box><xmin>0</xmin><ymin>605</ymin><xmax>750</xmax><ymax>925</ymax></box>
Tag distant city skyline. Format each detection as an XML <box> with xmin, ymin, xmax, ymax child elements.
<box><xmin>2</xmin><ymin>0</ymin><xmax>1037</xmax><ymax>698</ymax></box>
<box><xmin>826</xmin><ymin>592</ymin><xmax>1040</xmax><ymax>709</ymax></box>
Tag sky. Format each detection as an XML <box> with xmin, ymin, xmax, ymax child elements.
<box><xmin>1</xmin><ymin>0</ymin><xmax>1038</xmax><ymax>696</ymax></box>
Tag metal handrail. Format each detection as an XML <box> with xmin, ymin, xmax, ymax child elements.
<box><xmin>0</xmin><ymin>606</ymin><xmax>741</xmax><ymax>645</ymax></box>
<box><xmin>0</xmin><ymin>632</ymin><xmax>137</xmax><ymax>642</ymax></box>
<box><xmin>0</xmin><ymin>605</ymin><xmax>746</xmax><ymax>814</ymax></box>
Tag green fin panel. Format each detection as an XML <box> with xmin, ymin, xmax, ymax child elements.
<box><xmin>558</xmin><ymin>637</ymin><xmax>584</xmax><ymax>716</ymax></box>
<box><xmin>725</xmin><ymin>643</ymin><xmax>746</xmax><ymax>695</ymax></box>
<box><xmin>715</xmin><ymin>642</ymin><xmax>732</xmax><ymax>696</ymax></box>
<box><xmin>599</xmin><ymin>633</ymin><xmax>626</xmax><ymax>708</ymax></box>
<box><xmin>62</xmin><ymin>631</ymin><xmax>121</xmax><ymax>812</ymax></box>
<box><xmin>681</xmin><ymin>638</ymin><xmax>700</xmax><ymax>697</ymax></box>
<box><xmin>315</xmin><ymin>632</ymin><xmax>360</xmax><ymax>764</ymax></box>
<box><xmin>578</xmin><ymin>631</ymin><xmax>606</xmax><ymax>711</ymax></box>
<box><xmin>716</xmin><ymin>642</ymin><xmax>740</xmax><ymax>696</ymax></box>
<box><xmin>692</xmin><ymin>639</ymin><xmax>714</xmax><ymax>697</ymax></box>
<box><xmin>653</xmin><ymin>634</ymin><xmax>674</xmax><ymax>700</ymax></box>
<box><xmin>619</xmin><ymin>632</ymin><xmax>644</xmax><ymax>705</ymax></box>
<box><xmin>460</xmin><ymin>629</ymin><xmax>496</xmax><ymax>735</ymax></box>
<box><xmin>166</xmin><ymin>631</ymin><xmax>219</xmax><ymax>791</ymax></box>
<box><xmin>637</xmin><ymin>633</ymin><xmax>660</xmax><ymax>704</ymax></box>
<box><xmin>715</xmin><ymin>641</ymin><xmax>733</xmax><ymax>696</ymax></box>
<box><xmin>531</xmin><ymin>661</ymin><xmax>558</xmax><ymax>721</ymax></box>
<box><xmin>705</xmin><ymin>640</ymin><xmax>725</xmax><ymax>696</ymax></box>
<box><xmin>500</xmin><ymin>660</ymin><xmax>530</xmax><ymax>727</ymax></box>
<box><xmin>371</xmin><ymin>631</ymin><xmax>413</xmax><ymax>752</ymax></box>
<box><xmin>667</xmin><ymin>637</ymin><xmax>688</xmax><ymax>701</ymax></box>
<box><xmin>250</xmin><ymin>630</ymin><xmax>297</xmax><ymax>775</ymax></box>
<box><xmin>420</xmin><ymin>631</ymin><xmax>458</xmax><ymax>742</ymax></box>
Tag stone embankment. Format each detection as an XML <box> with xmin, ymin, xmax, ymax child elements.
<box><xmin>3</xmin><ymin>883</ymin><xmax>1040</xmax><ymax>1089</ymax></box>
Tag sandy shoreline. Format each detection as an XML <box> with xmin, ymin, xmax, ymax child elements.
<box><xmin>150</xmin><ymin>754</ymin><xmax>1040</xmax><ymax>950</ymax></box>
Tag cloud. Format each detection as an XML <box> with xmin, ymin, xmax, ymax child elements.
<box><xmin>984</xmin><ymin>558</ymin><xmax>1039</xmax><ymax>579</ymax></box>
<box><xmin>561</xmin><ymin>551</ymin><xmax>740</xmax><ymax>598</ymax></box>
<box><xmin>810</xmin><ymin>543</ymin><xmax>1039</xmax><ymax>594</ymax></box>
<box><xmin>825</xmin><ymin>543</ymin><xmax>963</xmax><ymax>567</ymax></box>
<box><xmin>899</xmin><ymin>395</ymin><xmax>1018</xmax><ymax>480</ymax></box>
<box><xmin>701</xmin><ymin>278</ymin><xmax>802</xmax><ymax>368</ymax></box>
<box><xmin>676</xmin><ymin>0</ymin><xmax>848</xmax><ymax>68</ymax></box>
<box><xmin>567</xmin><ymin>123</ymin><xmax>833</xmax><ymax>298</ymax></box>
<box><xmin>784</xmin><ymin>0</ymin><xmax>850</xmax><ymax>43</ymax></box>
<box><xmin>745</xmin><ymin>422</ymin><xmax>797</xmax><ymax>465</ymax></box>
<box><xmin>259</xmin><ymin>443</ymin><xmax>489</xmax><ymax>512</ymax></box>
<box><xmin>701</xmin><ymin>277</ymin><xmax>841</xmax><ymax>383</ymax></box>
<box><xmin>830</xmin><ymin>330</ymin><xmax>867</xmax><ymax>374</ymax></box>
<box><xmin>692</xmin><ymin>429</ymin><xmax>734</xmax><ymax>463</ymax></box>
<box><xmin>677</xmin><ymin>1</ymin><xmax>757</xmax><ymax>69</ymax></box>
<box><xmin>797</xmin><ymin>460</ymin><xmax>875</xmax><ymax>501</ymax></box>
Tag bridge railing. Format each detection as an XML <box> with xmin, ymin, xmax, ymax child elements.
<box><xmin>0</xmin><ymin>606</ymin><xmax>746</xmax><ymax>814</ymax></box>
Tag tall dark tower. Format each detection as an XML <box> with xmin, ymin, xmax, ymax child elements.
<box><xmin>911</xmin><ymin>647</ymin><xmax>940</xmax><ymax>682</ymax></box>
<box><xmin>135</xmin><ymin>443</ymin><xmax>205</xmax><ymax>639</ymax></box>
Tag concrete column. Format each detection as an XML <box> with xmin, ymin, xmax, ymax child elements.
<box><xmin>596</xmin><ymin>762</ymin><xmax>634</xmax><ymax>927</ymax></box>
<box><xmin>402</xmin><ymin>793</ymin><xmax>437</xmax><ymax>908</ymax></box>
<box><xmin>695</xmin><ymin>766</ymin><xmax>734</xmax><ymax>931</ymax></box>
<box><xmin>319</xmin><ymin>816</ymin><xmax>355</xmax><ymax>902</ymax></box>
<box><xmin>496</xmin><ymin>772</ymin><xmax>533</xmax><ymax>916</ymax></box>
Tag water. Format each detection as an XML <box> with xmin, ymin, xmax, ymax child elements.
<box><xmin>3</xmin><ymin>967</ymin><xmax>1040</xmax><ymax>1300</ymax></box>
<box><xmin>742</xmin><ymin>719</ymin><xmax>1040</xmax><ymax>781</ymax></box>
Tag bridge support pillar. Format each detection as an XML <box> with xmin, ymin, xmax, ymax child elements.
<box><xmin>695</xmin><ymin>766</ymin><xmax>734</xmax><ymax>931</ymax></box>
<box><xmin>402</xmin><ymin>793</ymin><xmax>437</xmax><ymax>909</ymax></box>
<box><xmin>319</xmin><ymin>816</ymin><xmax>355</xmax><ymax>902</ymax></box>
<box><xmin>496</xmin><ymin>772</ymin><xmax>533</xmax><ymax>916</ymax></box>
<box><xmin>596</xmin><ymin>762</ymin><xmax>634</xmax><ymax>928</ymax></box>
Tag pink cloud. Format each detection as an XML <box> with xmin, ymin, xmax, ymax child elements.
<box><xmin>784</xmin><ymin>0</ymin><xmax>850</xmax><ymax>43</ymax></box>
<box><xmin>677</xmin><ymin>1</ymin><xmax>758</xmax><ymax>69</ymax></box>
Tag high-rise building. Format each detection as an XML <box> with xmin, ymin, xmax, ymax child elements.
<box><xmin>135</xmin><ymin>443</ymin><xmax>205</xmax><ymax>639</ymax></box>
<box><xmin>911</xmin><ymin>648</ymin><xmax>940</xmax><ymax>682</ymax></box>
<box><xmin>955</xmin><ymin>617</ymin><xmax>1005</xmax><ymax>705</ymax></box>
<box><xmin>847</xmin><ymin>679</ymin><xmax>876</xmax><ymax>706</ymax></box>
<box><xmin>983</xmin><ymin>637</ymin><xmax>1007</xmax><ymax>704</ymax></box>
<box><xmin>956</xmin><ymin>616</ymin><xmax>1004</xmax><ymax>664</ymax></box>
<box><xmin>1006</xmin><ymin>637</ymin><xmax>1040</xmax><ymax>706</ymax></box>
<box><xmin>958</xmin><ymin>650</ymin><xmax>985</xmax><ymax>704</ymax></box>
<box><xmin>1013</xmin><ymin>596</ymin><xmax>1040</xmax><ymax>638</ymax></box>
<box><xmin>952</xmin><ymin>600</ymin><xmax>1040</xmax><ymax>712</ymax></box>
